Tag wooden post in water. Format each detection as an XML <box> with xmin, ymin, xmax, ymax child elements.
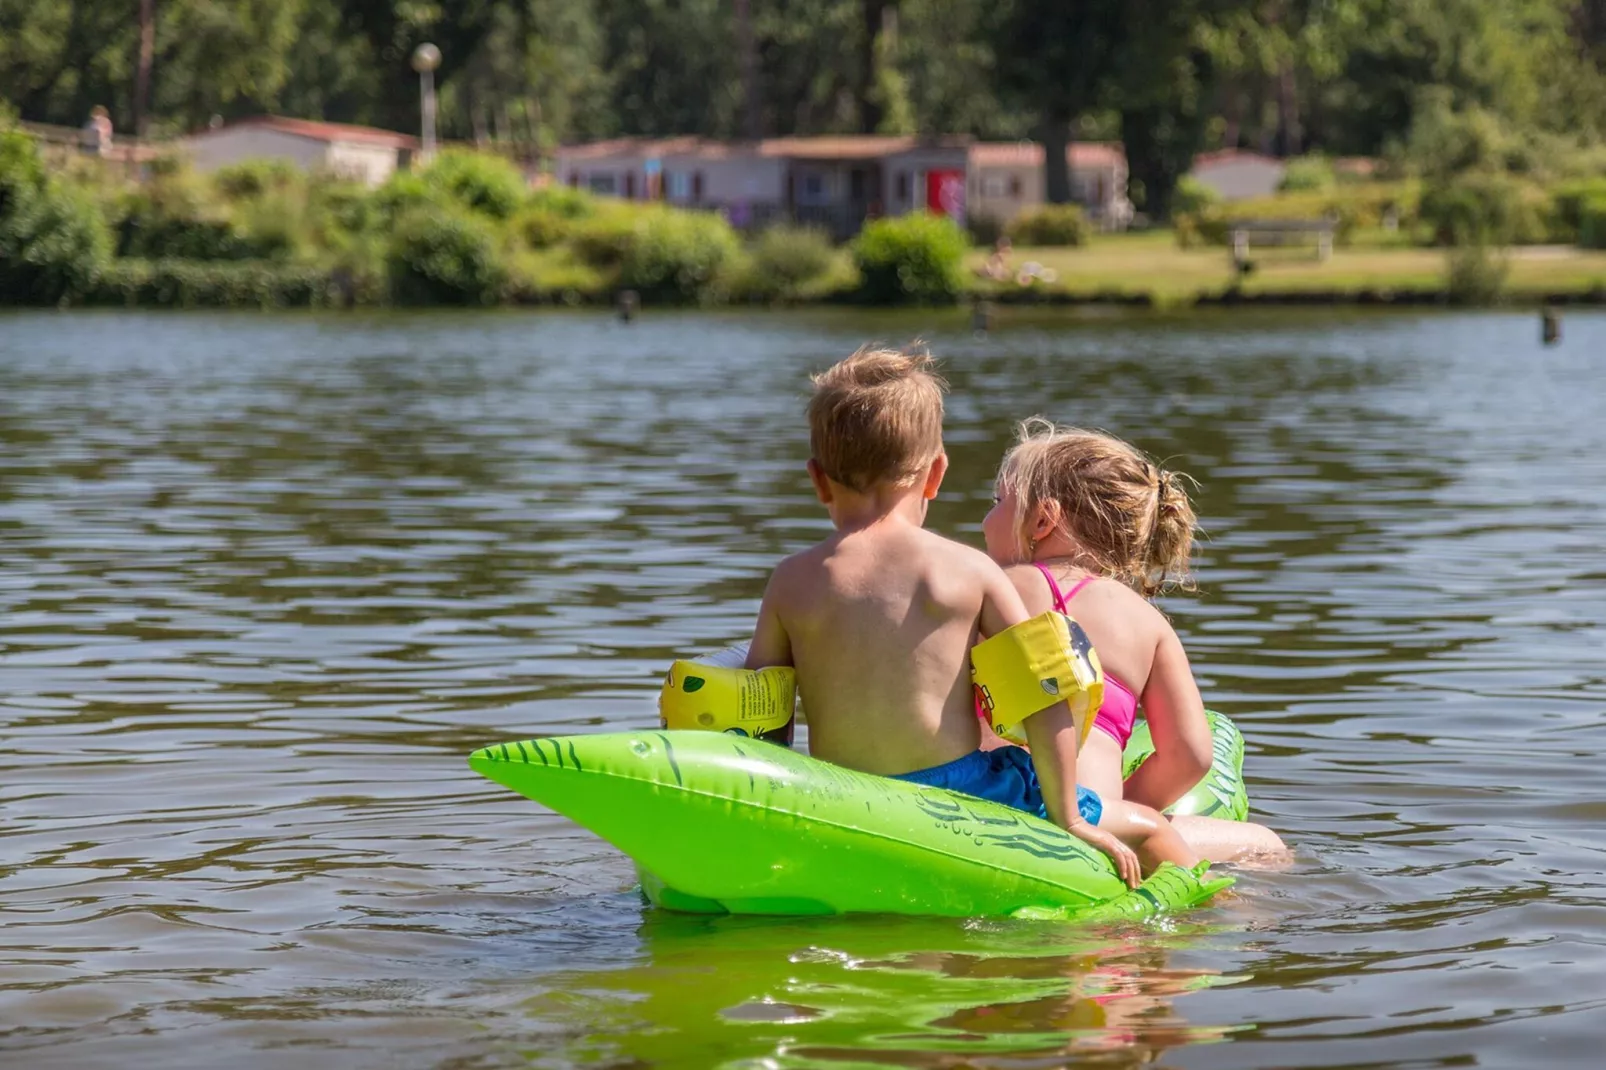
<box><xmin>971</xmin><ymin>298</ymin><xmax>993</xmax><ymax>337</ymax></box>
<box><xmin>617</xmin><ymin>290</ymin><xmax>640</xmax><ymax>323</ymax></box>
<box><xmin>1542</xmin><ymin>306</ymin><xmax>1561</xmax><ymax>346</ymax></box>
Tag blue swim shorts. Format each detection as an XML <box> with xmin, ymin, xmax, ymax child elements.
<box><xmin>891</xmin><ymin>745</ymin><xmax>1103</xmax><ymax>826</ymax></box>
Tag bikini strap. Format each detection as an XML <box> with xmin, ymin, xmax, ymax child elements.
<box><xmin>1033</xmin><ymin>561</ymin><xmax>1070</xmax><ymax>614</ymax></box>
<box><xmin>1060</xmin><ymin>575</ymin><xmax>1098</xmax><ymax>603</ymax></box>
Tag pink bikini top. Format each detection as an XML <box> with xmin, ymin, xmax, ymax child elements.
<box><xmin>1034</xmin><ymin>563</ymin><xmax>1139</xmax><ymax>749</ymax></box>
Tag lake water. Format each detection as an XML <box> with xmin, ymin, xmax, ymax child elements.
<box><xmin>2</xmin><ymin>308</ymin><xmax>1603</xmax><ymax>1069</ymax></box>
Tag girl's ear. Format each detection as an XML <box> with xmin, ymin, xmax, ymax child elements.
<box><xmin>1032</xmin><ymin>499</ymin><xmax>1061</xmax><ymax>542</ymax></box>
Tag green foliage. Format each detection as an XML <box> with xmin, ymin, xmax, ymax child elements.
<box><xmin>569</xmin><ymin>203</ymin><xmax>646</xmax><ymax>268</ymax></box>
<box><xmin>851</xmin><ymin>212</ymin><xmax>966</xmax><ymax>304</ymax></box>
<box><xmin>1420</xmin><ymin>172</ymin><xmax>1549</xmax><ymax>245</ymax></box>
<box><xmin>741</xmin><ymin>225</ymin><xmax>837</xmax><ymax>300</ymax></box>
<box><xmin>92</xmin><ymin>259</ymin><xmax>330</xmax><ymax>308</ymax></box>
<box><xmin>0</xmin><ymin>127</ymin><xmax>113</xmax><ymax>304</ymax></box>
<box><xmin>616</xmin><ymin>207</ymin><xmax>741</xmax><ymax>304</ymax></box>
<box><xmin>966</xmin><ymin>213</ymin><xmax>1006</xmax><ymax>248</ymax></box>
<box><xmin>1279</xmin><ymin>156</ymin><xmax>1338</xmax><ymax>192</ymax></box>
<box><xmin>213</xmin><ymin>159</ymin><xmax>303</xmax><ymax>202</ymax></box>
<box><xmin>513</xmin><ymin>185</ymin><xmax>598</xmax><ymax>249</ymax></box>
<box><xmin>386</xmin><ymin>209</ymin><xmax>507</xmax><ymax>306</ymax></box>
<box><xmin>421</xmin><ymin>150</ymin><xmax>529</xmax><ymax>220</ymax></box>
<box><xmin>1169</xmin><ymin>176</ymin><xmax>1221</xmax><ymax>217</ymax></box>
<box><xmin>1006</xmin><ymin>204</ymin><xmax>1089</xmax><ymax>246</ymax></box>
<box><xmin>1175</xmin><ymin>182</ymin><xmax>1426</xmax><ymax>248</ymax></box>
<box><xmin>1578</xmin><ymin>195</ymin><xmax>1606</xmax><ymax>249</ymax></box>
<box><xmin>1444</xmin><ymin>243</ymin><xmax>1510</xmax><ymax>305</ymax></box>
<box><xmin>1550</xmin><ymin>178</ymin><xmax>1606</xmax><ymax>244</ymax></box>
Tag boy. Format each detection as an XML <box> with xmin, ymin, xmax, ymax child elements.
<box><xmin>743</xmin><ymin>346</ymin><xmax>1196</xmax><ymax>887</ymax></box>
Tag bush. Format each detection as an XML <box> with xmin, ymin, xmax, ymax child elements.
<box><xmin>1169</xmin><ymin>176</ymin><xmax>1221</xmax><ymax>217</ymax></box>
<box><xmin>1550</xmin><ymin>178</ymin><xmax>1606</xmax><ymax>244</ymax></box>
<box><xmin>1279</xmin><ymin>155</ymin><xmax>1337</xmax><ymax>192</ymax></box>
<box><xmin>851</xmin><ymin>212</ymin><xmax>966</xmax><ymax>304</ymax></box>
<box><xmin>742</xmin><ymin>225</ymin><xmax>837</xmax><ymax>300</ymax></box>
<box><xmin>1579</xmin><ymin>194</ymin><xmax>1606</xmax><ymax>250</ymax></box>
<box><xmin>513</xmin><ymin>184</ymin><xmax>598</xmax><ymax>250</ymax></box>
<box><xmin>0</xmin><ymin>128</ymin><xmax>113</xmax><ymax>304</ymax></box>
<box><xmin>373</xmin><ymin>171</ymin><xmax>447</xmax><ymax>221</ymax></box>
<box><xmin>1006</xmin><ymin>204</ymin><xmax>1089</xmax><ymax>246</ymax></box>
<box><xmin>386</xmin><ymin>208</ymin><xmax>506</xmax><ymax>305</ymax></box>
<box><xmin>91</xmin><ymin>259</ymin><xmax>330</xmax><ymax>308</ymax></box>
<box><xmin>966</xmin><ymin>212</ymin><xmax>1005</xmax><ymax>248</ymax></box>
<box><xmin>1420</xmin><ymin>173</ymin><xmax>1548</xmax><ymax>246</ymax></box>
<box><xmin>420</xmin><ymin>150</ymin><xmax>527</xmax><ymax>219</ymax></box>
<box><xmin>617</xmin><ymin>207</ymin><xmax>741</xmax><ymax>304</ymax></box>
<box><xmin>213</xmin><ymin>159</ymin><xmax>302</xmax><ymax>201</ymax></box>
<box><xmin>1445</xmin><ymin>243</ymin><xmax>1509</xmax><ymax>305</ymax></box>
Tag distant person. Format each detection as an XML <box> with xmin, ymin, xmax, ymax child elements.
<box><xmin>80</xmin><ymin>106</ymin><xmax>113</xmax><ymax>156</ymax></box>
<box><xmin>981</xmin><ymin>419</ymin><xmax>1288</xmax><ymax>862</ymax></box>
<box><xmin>982</xmin><ymin>236</ymin><xmax>1013</xmax><ymax>281</ymax></box>
<box><xmin>741</xmin><ymin>346</ymin><xmax>1201</xmax><ymax>886</ymax></box>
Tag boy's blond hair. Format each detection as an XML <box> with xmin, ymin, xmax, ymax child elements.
<box><xmin>997</xmin><ymin>419</ymin><xmax>1198</xmax><ymax>598</ymax></box>
<box><xmin>808</xmin><ymin>345</ymin><xmax>946</xmax><ymax>492</ymax></box>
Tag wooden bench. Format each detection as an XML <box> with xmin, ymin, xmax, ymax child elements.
<box><xmin>1229</xmin><ymin>218</ymin><xmax>1336</xmax><ymax>262</ymax></box>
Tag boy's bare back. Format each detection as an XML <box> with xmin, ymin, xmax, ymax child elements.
<box><xmin>751</xmin><ymin>520</ymin><xmax>1024</xmax><ymax>776</ymax></box>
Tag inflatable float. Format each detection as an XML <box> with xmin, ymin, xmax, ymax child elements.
<box><xmin>468</xmin><ymin>711</ymin><xmax>1248</xmax><ymax>920</ymax></box>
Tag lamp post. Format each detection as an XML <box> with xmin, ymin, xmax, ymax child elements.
<box><xmin>412</xmin><ymin>43</ymin><xmax>441</xmax><ymax>161</ymax></box>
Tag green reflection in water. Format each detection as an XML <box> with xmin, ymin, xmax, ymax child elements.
<box><xmin>515</xmin><ymin>911</ymin><xmax>1243</xmax><ymax>1068</ymax></box>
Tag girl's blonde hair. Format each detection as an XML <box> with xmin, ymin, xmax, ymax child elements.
<box><xmin>997</xmin><ymin>419</ymin><xmax>1197</xmax><ymax>598</ymax></box>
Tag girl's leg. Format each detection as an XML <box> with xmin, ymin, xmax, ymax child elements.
<box><xmin>1096</xmin><ymin>800</ymin><xmax>1199</xmax><ymax>874</ymax></box>
<box><xmin>1169</xmin><ymin>815</ymin><xmax>1290</xmax><ymax>865</ymax></box>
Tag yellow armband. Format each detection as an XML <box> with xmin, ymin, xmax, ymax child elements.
<box><xmin>659</xmin><ymin>660</ymin><xmax>797</xmax><ymax>746</ymax></box>
<box><xmin>971</xmin><ymin>611</ymin><xmax>1104</xmax><ymax>747</ymax></box>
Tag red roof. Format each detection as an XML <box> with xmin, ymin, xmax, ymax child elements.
<box><xmin>556</xmin><ymin>135</ymin><xmax>969</xmax><ymax>162</ymax></box>
<box><xmin>969</xmin><ymin>141</ymin><xmax>1124</xmax><ymax>168</ymax></box>
<box><xmin>194</xmin><ymin>116</ymin><xmax>419</xmax><ymax>149</ymax></box>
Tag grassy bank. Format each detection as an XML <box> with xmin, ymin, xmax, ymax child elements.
<box><xmin>965</xmin><ymin>231</ymin><xmax>1606</xmax><ymax>307</ymax></box>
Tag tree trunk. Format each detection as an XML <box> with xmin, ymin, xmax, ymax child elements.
<box><xmin>859</xmin><ymin>0</ymin><xmax>891</xmax><ymax>134</ymax></box>
<box><xmin>1274</xmin><ymin>62</ymin><xmax>1300</xmax><ymax>156</ymax></box>
<box><xmin>735</xmin><ymin>0</ymin><xmax>761</xmax><ymax>139</ymax></box>
<box><xmin>1042</xmin><ymin>115</ymin><xmax>1072</xmax><ymax>205</ymax></box>
<box><xmin>134</xmin><ymin>0</ymin><xmax>155</xmax><ymax>136</ymax></box>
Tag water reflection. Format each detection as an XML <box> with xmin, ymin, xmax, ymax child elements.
<box><xmin>517</xmin><ymin>912</ymin><xmax>1239</xmax><ymax>1068</ymax></box>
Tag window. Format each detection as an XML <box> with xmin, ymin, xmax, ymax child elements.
<box><xmin>587</xmin><ymin>172</ymin><xmax>616</xmax><ymax>194</ymax></box>
<box><xmin>801</xmin><ymin>172</ymin><xmax>827</xmax><ymax>202</ymax></box>
<box><xmin>624</xmin><ymin>171</ymin><xmax>636</xmax><ymax>198</ymax></box>
<box><xmin>981</xmin><ymin>173</ymin><xmax>1010</xmax><ymax>198</ymax></box>
<box><xmin>1009</xmin><ymin>175</ymin><xmax>1022</xmax><ymax>197</ymax></box>
<box><xmin>895</xmin><ymin>171</ymin><xmax>910</xmax><ymax>201</ymax></box>
<box><xmin>666</xmin><ymin>171</ymin><xmax>692</xmax><ymax>201</ymax></box>
<box><xmin>693</xmin><ymin>171</ymin><xmax>704</xmax><ymax>201</ymax></box>
<box><xmin>567</xmin><ymin>172</ymin><xmax>579</xmax><ymax>188</ymax></box>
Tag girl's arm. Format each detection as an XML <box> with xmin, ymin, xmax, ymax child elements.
<box><xmin>1124</xmin><ymin>623</ymin><xmax>1212</xmax><ymax>810</ymax></box>
<box><xmin>1024</xmin><ymin>706</ymin><xmax>1141</xmax><ymax>888</ymax></box>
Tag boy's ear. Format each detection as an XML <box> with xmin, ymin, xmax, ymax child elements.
<box><xmin>922</xmin><ymin>452</ymin><xmax>949</xmax><ymax>501</ymax></box>
<box><xmin>806</xmin><ymin>458</ymin><xmax>833</xmax><ymax>504</ymax></box>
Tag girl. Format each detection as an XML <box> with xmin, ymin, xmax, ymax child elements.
<box><xmin>981</xmin><ymin>420</ymin><xmax>1286</xmax><ymax>862</ymax></box>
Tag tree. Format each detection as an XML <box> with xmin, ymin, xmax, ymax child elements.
<box><xmin>983</xmin><ymin>1</ymin><xmax>1131</xmax><ymax>203</ymax></box>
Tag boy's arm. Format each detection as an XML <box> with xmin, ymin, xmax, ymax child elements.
<box><xmin>743</xmin><ymin>569</ymin><xmax>793</xmax><ymax>670</ymax></box>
